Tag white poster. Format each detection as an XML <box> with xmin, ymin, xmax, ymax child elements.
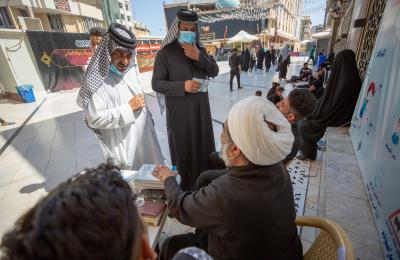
<box><xmin>350</xmin><ymin>0</ymin><xmax>400</xmax><ymax>259</ymax></box>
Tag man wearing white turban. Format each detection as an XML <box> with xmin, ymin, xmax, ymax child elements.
<box><xmin>153</xmin><ymin>97</ymin><xmax>302</xmax><ymax>260</ymax></box>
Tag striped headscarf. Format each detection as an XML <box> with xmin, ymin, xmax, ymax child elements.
<box><xmin>78</xmin><ymin>23</ymin><xmax>137</xmax><ymax>149</ymax></box>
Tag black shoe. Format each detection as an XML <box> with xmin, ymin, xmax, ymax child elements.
<box><xmin>230</xmin><ymin>89</ymin><xmax>233</xmax><ymax>92</ymax></box>
<box><xmin>238</xmin><ymin>86</ymin><xmax>243</xmax><ymax>89</ymax></box>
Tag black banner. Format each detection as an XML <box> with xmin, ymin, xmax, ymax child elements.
<box><xmin>26</xmin><ymin>31</ymin><xmax>92</xmax><ymax>92</ymax></box>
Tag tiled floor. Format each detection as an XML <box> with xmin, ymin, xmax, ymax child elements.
<box><xmin>298</xmin><ymin>128</ymin><xmax>385</xmax><ymax>259</ymax></box>
<box><xmin>0</xmin><ymin>59</ymin><xmax>303</xmax><ymax>236</ymax></box>
<box><xmin>1</xmin><ymin>57</ymin><xmax>383</xmax><ymax>259</ymax></box>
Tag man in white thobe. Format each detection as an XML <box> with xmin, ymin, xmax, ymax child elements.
<box><xmin>78</xmin><ymin>23</ymin><xmax>163</xmax><ymax>169</ymax></box>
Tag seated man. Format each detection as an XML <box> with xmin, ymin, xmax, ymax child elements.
<box><xmin>277</xmin><ymin>89</ymin><xmax>317</xmax><ymax>165</ymax></box>
<box><xmin>1</xmin><ymin>161</ymin><xmax>158</xmax><ymax>260</ymax></box>
<box><xmin>267</xmin><ymin>86</ymin><xmax>285</xmax><ymax>105</ymax></box>
<box><xmin>153</xmin><ymin>97</ymin><xmax>303</xmax><ymax>260</ymax></box>
<box><xmin>299</xmin><ymin>62</ymin><xmax>312</xmax><ymax>81</ymax></box>
<box><xmin>266</xmin><ymin>81</ymin><xmax>280</xmax><ymax>100</ymax></box>
<box><xmin>308</xmin><ymin>66</ymin><xmax>327</xmax><ymax>99</ymax></box>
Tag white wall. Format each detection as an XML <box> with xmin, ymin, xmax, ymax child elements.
<box><xmin>78</xmin><ymin>2</ymin><xmax>103</xmax><ymax>20</ymax></box>
<box><xmin>0</xmin><ymin>29</ymin><xmax>47</xmax><ymax>100</ymax></box>
<box><xmin>346</xmin><ymin>0</ymin><xmax>369</xmax><ymax>52</ymax></box>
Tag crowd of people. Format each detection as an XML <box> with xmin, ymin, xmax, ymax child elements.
<box><xmin>0</xmin><ymin>7</ymin><xmax>364</xmax><ymax>260</ymax></box>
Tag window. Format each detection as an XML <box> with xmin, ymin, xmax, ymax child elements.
<box><xmin>82</xmin><ymin>16</ymin><xmax>103</xmax><ymax>33</ymax></box>
<box><xmin>0</xmin><ymin>7</ymin><xmax>12</xmax><ymax>28</ymax></box>
<box><xmin>121</xmin><ymin>14</ymin><xmax>125</xmax><ymax>20</ymax></box>
<box><xmin>48</xmin><ymin>14</ymin><xmax>64</xmax><ymax>32</ymax></box>
<box><xmin>125</xmin><ymin>3</ymin><xmax>129</xmax><ymax>11</ymax></box>
<box><xmin>119</xmin><ymin>2</ymin><xmax>123</xmax><ymax>9</ymax></box>
<box><xmin>20</xmin><ymin>9</ymin><xmax>29</xmax><ymax>17</ymax></box>
<box><xmin>127</xmin><ymin>15</ymin><xmax>130</xmax><ymax>21</ymax></box>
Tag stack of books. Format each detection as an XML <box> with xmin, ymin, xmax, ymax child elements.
<box><xmin>137</xmin><ymin>189</ymin><xmax>167</xmax><ymax>226</ymax></box>
<box><xmin>122</xmin><ymin>164</ymin><xmax>180</xmax><ymax>190</ymax></box>
<box><xmin>122</xmin><ymin>164</ymin><xmax>179</xmax><ymax>226</ymax></box>
<box><xmin>134</xmin><ymin>164</ymin><xmax>165</xmax><ymax>190</ymax></box>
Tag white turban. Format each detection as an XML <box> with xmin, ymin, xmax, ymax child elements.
<box><xmin>227</xmin><ymin>96</ymin><xmax>294</xmax><ymax>165</ymax></box>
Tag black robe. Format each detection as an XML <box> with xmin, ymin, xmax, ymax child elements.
<box><xmin>264</xmin><ymin>50</ymin><xmax>272</xmax><ymax>71</ymax></box>
<box><xmin>279</xmin><ymin>55</ymin><xmax>290</xmax><ymax>79</ymax></box>
<box><xmin>152</xmin><ymin>39</ymin><xmax>219</xmax><ymax>190</ymax></box>
<box><xmin>299</xmin><ymin>49</ymin><xmax>362</xmax><ymax>159</ymax></box>
<box><xmin>164</xmin><ymin>163</ymin><xmax>303</xmax><ymax>260</ymax></box>
<box><xmin>241</xmin><ymin>50</ymin><xmax>250</xmax><ymax>72</ymax></box>
<box><xmin>271</xmin><ymin>49</ymin><xmax>276</xmax><ymax>65</ymax></box>
<box><xmin>256</xmin><ymin>50</ymin><xmax>264</xmax><ymax>69</ymax></box>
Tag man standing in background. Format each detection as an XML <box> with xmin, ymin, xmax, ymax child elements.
<box><xmin>229</xmin><ymin>48</ymin><xmax>242</xmax><ymax>91</ymax></box>
<box><xmin>79</xmin><ymin>23</ymin><xmax>163</xmax><ymax>170</ymax></box>
<box><xmin>152</xmin><ymin>9</ymin><xmax>219</xmax><ymax>190</ymax></box>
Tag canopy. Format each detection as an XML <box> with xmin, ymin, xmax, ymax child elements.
<box><xmin>227</xmin><ymin>30</ymin><xmax>259</xmax><ymax>43</ymax></box>
<box><xmin>312</xmin><ymin>28</ymin><xmax>332</xmax><ymax>39</ymax></box>
<box><xmin>300</xmin><ymin>39</ymin><xmax>313</xmax><ymax>44</ymax></box>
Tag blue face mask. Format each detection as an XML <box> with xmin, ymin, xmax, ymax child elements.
<box><xmin>109</xmin><ymin>64</ymin><xmax>123</xmax><ymax>76</ymax></box>
<box><xmin>178</xmin><ymin>31</ymin><xmax>196</xmax><ymax>45</ymax></box>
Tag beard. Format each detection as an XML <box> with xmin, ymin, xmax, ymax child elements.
<box><xmin>220</xmin><ymin>143</ymin><xmax>232</xmax><ymax>168</ymax></box>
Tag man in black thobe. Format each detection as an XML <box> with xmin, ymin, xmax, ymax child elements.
<box><xmin>270</xmin><ymin>46</ymin><xmax>276</xmax><ymax>66</ymax></box>
<box><xmin>229</xmin><ymin>48</ymin><xmax>242</xmax><ymax>91</ymax></box>
<box><xmin>241</xmin><ymin>48</ymin><xmax>250</xmax><ymax>72</ymax></box>
<box><xmin>154</xmin><ymin>97</ymin><xmax>302</xmax><ymax>260</ymax></box>
<box><xmin>264</xmin><ymin>49</ymin><xmax>272</xmax><ymax>72</ymax></box>
<box><xmin>152</xmin><ymin>9</ymin><xmax>219</xmax><ymax>190</ymax></box>
<box><xmin>256</xmin><ymin>47</ymin><xmax>264</xmax><ymax>70</ymax></box>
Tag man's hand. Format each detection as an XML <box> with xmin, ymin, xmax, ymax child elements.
<box><xmin>128</xmin><ymin>94</ymin><xmax>145</xmax><ymax>111</ymax></box>
<box><xmin>184</xmin><ymin>80</ymin><xmax>201</xmax><ymax>93</ymax></box>
<box><xmin>181</xmin><ymin>43</ymin><xmax>200</xmax><ymax>61</ymax></box>
<box><xmin>309</xmin><ymin>85</ymin><xmax>316</xmax><ymax>92</ymax></box>
<box><xmin>152</xmin><ymin>165</ymin><xmax>177</xmax><ymax>182</ymax></box>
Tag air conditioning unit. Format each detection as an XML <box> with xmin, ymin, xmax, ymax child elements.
<box><xmin>17</xmin><ymin>17</ymin><xmax>44</xmax><ymax>31</ymax></box>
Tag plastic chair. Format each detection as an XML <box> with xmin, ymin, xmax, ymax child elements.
<box><xmin>296</xmin><ymin>216</ymin><xmax>355</xmax><ymax>260</ymax></box>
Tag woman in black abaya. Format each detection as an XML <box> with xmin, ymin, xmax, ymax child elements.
<box><xmin>298</xmin><ymin>49</ymin><xmax>362</xmax><ymax>160</ymax></box>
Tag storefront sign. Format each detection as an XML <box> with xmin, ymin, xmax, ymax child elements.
<box><xmin>136</xmin><ymin>43</ymin><xmax>161</xmax><ymax>53</ymax></box>
<box><xmin>26</xmin><ymin>31</ymin><xmax>89</xmax><ymax>92</ymax></box>
<box><xmin>199</xmin><ymin>32</ymin><xmax>215</xmax><ymax>41</ymax></box>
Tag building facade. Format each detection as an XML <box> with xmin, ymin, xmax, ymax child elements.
<box><xmin>0</xmin><ymin>0</ymin><xmax>104</xmax><ymax>33</ymax></box>
<box><xmin>326</xmin><ymin>0</ymin><xmax>388</xmax><ymax>80</ymax></box>
<box><xmin>263</xmin><ymin>0</ymin><xmax>303</xmax><ymax>47</ymax></box>
<box><xmin>116</xmin><ymin>0</ymin><xmax>133</xmax><ymax>30</ymax></box>
<box><xmin>299</xmin><ymin>16</ymin><xmax>311</xmax><ymax>41</ymax></box>
<box><xmin>311</xmin><ymin>24</ymin><xmax>324</xmax><ymax>34</ymax></box>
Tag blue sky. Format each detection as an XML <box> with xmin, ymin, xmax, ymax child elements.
<box><xmin>133</xmin><ymin>0</ymin><xmax>325</xmax><ymax>36</ymax></box>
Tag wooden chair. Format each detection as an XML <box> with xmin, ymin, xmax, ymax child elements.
<box><xmin>296</xmin><ymin>216</ymin><xmax>355</xmax><ymax>260</ymax></box>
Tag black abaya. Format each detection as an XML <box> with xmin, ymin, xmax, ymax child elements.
<box><xmin>279</xmin><ymin>55</ymin><xmax>290</xmax><ymax>79</ymax></box>
<box><xmin>264</xmin><ymin>50</ymin><xmax>272</xmax><ymax>72</ymax></box>
<box><xmin>299</xmin><ymin>49</ymin><xmax>362</xmax><ymax>159</ymax></box>
<box><xmin>256</xmin><ymin>50</ymin><xmax>264</xmax><ymax>69</ymax></box>
<box><xmin>241</xmin><ymin>50</ymin><xmax>250</xmax><ymax>72</ymax></box>
<box><xmin>152</xmin><ymin>39</ymin><xmax>219</xmax><ymax>190</ymax></box>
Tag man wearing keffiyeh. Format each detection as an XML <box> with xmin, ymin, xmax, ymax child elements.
<box><xmin>152</xmin><ymin>9</ymin><xmax>219</xmax><ymax>191</ymax></box>
<box><xmin>78</xmin><ymin>23</ymin><xmax>163</xmax><ymax>170</ymax></box>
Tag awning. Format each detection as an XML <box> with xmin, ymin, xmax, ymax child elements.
<box><xmin>227</xmin><ymin>30</ymin><xmax>259</xmax><ymax>43</ymax></box>
<box><xmin>312</xmin><ymin>29</ymin><xmax>332</xmax><ymax>39</ymax></box>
